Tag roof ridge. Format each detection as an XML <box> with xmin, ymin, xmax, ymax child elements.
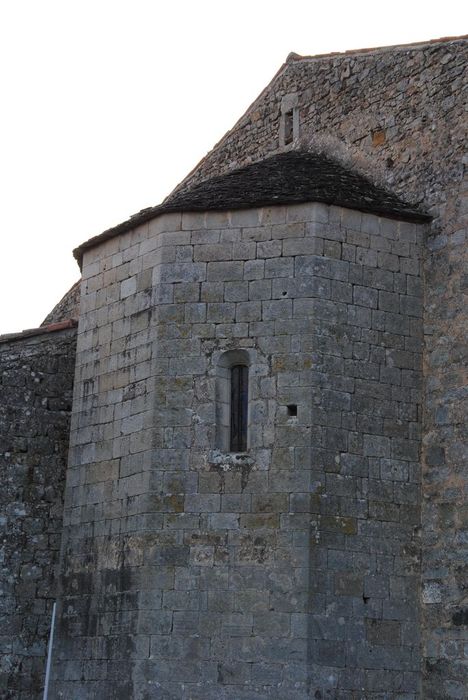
<box><xmin>287</xmin><ymin>34</ymin><xmax>468</xmax><ymax>63</ymax></box>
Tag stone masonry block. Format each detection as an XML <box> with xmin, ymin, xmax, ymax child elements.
<box><xmin>159</xmin><ymin>262</ymin><xmax>206</xmax><ymax>284</ymax></box>
<box><xmin>224</xmin><ymin>281</ymin><xmax>249</xmax><ymax>302</ymax></box>
<box><xmin>264</xmin><ymin>257</ymin><xmax>294</xmax><ymax>278</ymax></box>
<box><xmin>207</xmin><ymin>261</ymin><xmax>244</xmax><ymax>281</ymax></box>
<box><xmin>194</xmin><ymin>244</ymin><xmax>232</xmax><ymax>262</ymax></box>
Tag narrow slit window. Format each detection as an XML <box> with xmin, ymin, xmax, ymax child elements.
<box><xmin>230</xmin><ymin>365</ymin><xmax>248</xmax><ymax>452</ymax></box>
<box><xmin>284</xmin><ymin>110</ymin><xmax>294</xmax><ymax>145</ymax></box>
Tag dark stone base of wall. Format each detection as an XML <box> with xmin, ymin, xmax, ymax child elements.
<box><xmin>0</xmin><ymin>328</ymin><xmax>76</xmax><ymax>699</ymax></box>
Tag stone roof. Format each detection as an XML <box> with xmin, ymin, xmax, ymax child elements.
<box><xmin>164</xmin><ymin>151</ymin><xmax>431</xmax><ymax>220</ymax></box>
<box><xmin>74</xmin><ymin>150</ymin><xmax>430</xmax><ymax>266</ymax></box>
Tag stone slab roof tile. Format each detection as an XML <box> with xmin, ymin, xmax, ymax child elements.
<box><xmin>74</xmin><ymin>150</ymin><xmax>430</xmax><ymax>267</ymax></box>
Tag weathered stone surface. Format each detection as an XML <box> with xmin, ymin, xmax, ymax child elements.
<box><xmin>170</xmin><ymin>36</ymin><xmax>468</xmax><ymax>699</ymax></box>
<box><xmin>1</xmin><ymin>34</ymin><xmax>466</xmax><ymax>700</ymax></box>
<box><xmin>48</xmin><ymin>199</ymin><xmax>427</xmax><ymax>698</ymax></box>
<box><xmin>0</xmin><ymin>328</ymin><xmax>76</xmax><ymax>699</ymax></box>
<box><xmin>41</xmin><ymin>281</ymin><xmax>81</xmax><ymax>325</ymax></box>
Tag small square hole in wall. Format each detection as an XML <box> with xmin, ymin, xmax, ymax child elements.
<box><xmin>287</xmin><ymin>404</ymin><xmax>297</xmax><ymax>417</ymax></box>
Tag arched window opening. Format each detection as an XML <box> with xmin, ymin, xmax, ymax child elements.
<box><xmin>230</xmin><ymin>365</ymin><xmax>248</xmax><ymax>452</ymax></box>
<box><xmin>215</xmin><ymin>349</ymin><xmax>250</xmax><ymax>453</ymax></box>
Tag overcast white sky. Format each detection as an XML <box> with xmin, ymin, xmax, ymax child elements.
<box><xmin>0</xmin><ymin>1</ymin><xmax>466</xmax><ymax>334</ymax></box>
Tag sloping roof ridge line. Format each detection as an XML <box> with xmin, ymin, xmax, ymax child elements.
<box><xmin>164</xmin><ymin>58</ymin><xmax>290</xmax><ymax>201</ymax></box>
<box><xmin>165</xmin><ymin>34</ymin><xmax>467</xmax><ymax>201</ymax></box>
<box><xmin>291</xmin><ymin>34</ymin><xmax>468</xmax><ymax>62</ymax></box>
<box><xmin>0</xmin><ymin>319</ymin><xmax>78</xmax><ymax>345</ymax></box>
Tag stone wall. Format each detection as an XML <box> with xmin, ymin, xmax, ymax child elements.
<box><xmin>0</xmin><ymin>326</ymin><xmax>76</xmax><ymax>699</ymax></box>
<box><xmin>42</xmin><ymin>280</ymin><xmax>81</xmax><ymax>326</ymax></box>
<box><xmin>172</xmin><ymin>37</ymin><xmax>468</xmax><ymax>698</ymax></box>
<box><xmin>51</xmin><ymin>203</ymin><xmax>426</xmax><ymax>698</ymax></box>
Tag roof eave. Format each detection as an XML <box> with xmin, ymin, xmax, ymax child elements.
<box><xmin>73</xmin><ymin>198</ymin><xmax>430</xmax><ymax>269</ymax></box>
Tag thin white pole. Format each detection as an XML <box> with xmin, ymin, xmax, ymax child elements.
<box><xmin>43</xmin><ymin>601</ymin><xmax>57</xmax><ymax>700</ymax></box>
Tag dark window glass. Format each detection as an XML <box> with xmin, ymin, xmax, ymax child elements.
<box><xmin>230</xmin><ymin>365</ymin><xmax>248</xmax><ymax>452</ymax></box>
